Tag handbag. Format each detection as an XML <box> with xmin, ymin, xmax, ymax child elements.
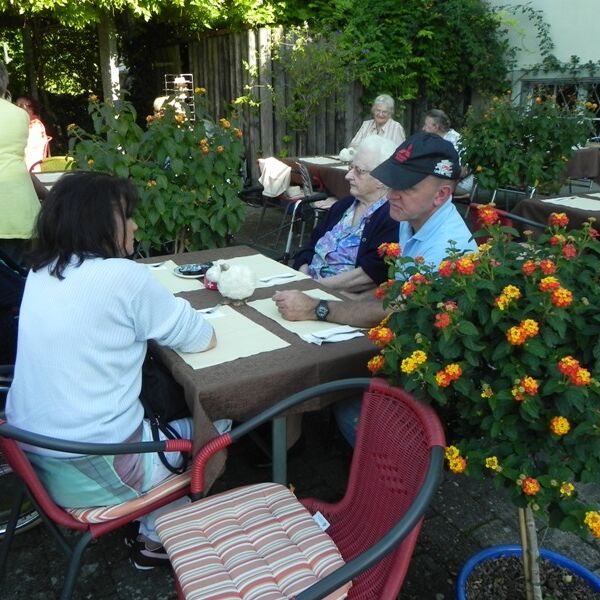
<box><xmin>139</xmin><ymin>348</ymin><xmax>191</xmax><ymax>474</ymax></box>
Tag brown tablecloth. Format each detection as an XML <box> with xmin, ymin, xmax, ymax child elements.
<box><xmin>512</xmin><ymin>193</ymin><xmax>600</xmax><ymax>231</ymax></box>
<box><xmin>566</xmin><ymin>147</ymin><xmax>600</xmax><ymax>183</ymax></box>
<box><xmin>282</xmin><ymin>157</ymin><xmax>351</xmax><ymax>199</ymax></box>
<box><xmin>140</xmin><ymin>246</ymin><xmax>374</xmax><ymax>486</ymax></box>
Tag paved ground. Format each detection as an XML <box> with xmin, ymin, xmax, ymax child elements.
<box><xmin>3</xmin><ymin>187</ymin><xmax>600</xmax><ymax>599</ymax></box>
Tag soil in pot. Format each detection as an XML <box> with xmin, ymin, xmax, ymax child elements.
<box><xmin>466</xmin><ymin>555</ymin><xmax>600</xmax><ymax>600</ymax></box>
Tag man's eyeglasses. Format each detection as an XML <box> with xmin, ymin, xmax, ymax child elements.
<box><xmin>350</xmin><ymin>164</ymin><xmax>371</xmax><ymax>177</ymax></box>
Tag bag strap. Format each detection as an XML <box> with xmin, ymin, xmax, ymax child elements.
<box><xmin>142</xmin><ymin>397</ymin><xmax>189</xmax><ymax>475</ymax></box>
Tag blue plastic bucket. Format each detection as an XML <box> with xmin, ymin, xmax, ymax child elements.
<box><xmin>456</xmin><ymin>544</ymin><xmax>600</xmax><ymax>600</ymax></box>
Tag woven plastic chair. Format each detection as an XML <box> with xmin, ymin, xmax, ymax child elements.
<box><xmin>0</xmin><ymin>420</ymin><xmax>194</xmax><ymax>600</ymax></box>
<box><xmin>155</xmin><ymin>377</ymin><xmax>445</xmax><ymax>600</ymax></box>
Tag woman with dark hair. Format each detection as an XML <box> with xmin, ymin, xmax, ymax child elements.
<box><xmin>6</xmin><ymin>171</ymin><xmax>216</xmax><ymax>568</ymax></box>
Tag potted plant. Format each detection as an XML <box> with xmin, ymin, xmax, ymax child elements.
<box><xmin>68</xmin><ymin>90</ymin><xmax>246</xmax><ymax>255</ymax></box>
<box><xmin>460</xmin><ymin>95</ymin><xmax>594</xmax><ymax>195</ymax></box>
<box><xmin>368</xmin><ymin>206</ymin><xmax>600</xmax><ymax>599</ymax></box>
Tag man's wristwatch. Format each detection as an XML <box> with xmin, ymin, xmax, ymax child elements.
<box><xmin>315</xmin><ymin>299</ymin><xmax>330</xmax><ymax>321</ymax></box>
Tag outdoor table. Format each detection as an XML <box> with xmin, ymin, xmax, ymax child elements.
<box><xmin>139</xmin><ymin>245</ymin><xmax>374</xmax><ymax>487</ymax></box>
<box><xmin>282</xmin><ymin>156</ymin><xmax>351</xmax><ymax>199</ymax></box>
<box><xmin>512</xmin><ymin>192</ymin><xmax>600</xmax><ymax>230</ymax></box>
<box><xmin>34</xmin><ymin>170</ymin><xmax>65</xmax><ymax>191</ymax></box>
<box><xmin>567</xmin><ymin>146</ymin><xmax>600</xmax><ymax>184</ymax></box>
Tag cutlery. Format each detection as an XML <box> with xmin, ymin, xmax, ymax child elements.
<box><xmin>146</xmin><ymin>261</ymin><xmax>166</xmax><ymax>268</ymax></box>
<box><xmin>198</xmin><ymin>306</ymin><xmax>221</xmax><ymax>314</ymax></box>
<box><xmin>259</xmin><ymin>273</ymin><xmax>296</xmax><ymax>283</ymax></box>
<box><xmin>312</xmin><ymin>328</ymin><xmax>362</xmax><ymax>340</ymax></box>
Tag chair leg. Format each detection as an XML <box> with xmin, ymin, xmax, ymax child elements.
<box><xmin>0</xmin><ymin>485</ymin><xmax>24</xmax><ymax>581</ymax></box>
<box><xmin>60</xmin><ymin>531</ymin><xmax>94</xmax><ymax>600</ymax></box>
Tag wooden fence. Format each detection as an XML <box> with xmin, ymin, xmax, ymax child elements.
<box><xmin>188</xmin><ymin>28</ymin><xmax>365</xmax><ymax>182</ymax></box>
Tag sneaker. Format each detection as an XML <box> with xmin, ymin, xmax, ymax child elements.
<box><xmin>123</xmin><ymin>522</ymin><xmax>140</xmax><ymax>548</ymax></box>
<box><xmin>130</xmin><ymin>536</ymin><xmax>170</xmax><ymax>570</ymax></box>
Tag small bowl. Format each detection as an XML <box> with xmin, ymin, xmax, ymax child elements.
<box><xmin>178</xmin><ymin>262</ymin><xmax>213</xmax><ymax>277</ymax></box>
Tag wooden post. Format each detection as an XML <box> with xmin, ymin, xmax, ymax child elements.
<box><xmin>518</xmin><ymin>506</ymin><xmax>543</xmax><ymax>600</ymax></box>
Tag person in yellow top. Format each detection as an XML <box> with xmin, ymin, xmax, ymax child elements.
<box><xmin>0</xmin><ymin>60</ymin><xmax>46</xmax><ymax>266</ymax></box>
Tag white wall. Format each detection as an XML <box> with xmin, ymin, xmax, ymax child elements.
<box><xmin>488</xmin><ymin>0</ymin><xmax>597</xmax><ymax>69</ymax></box>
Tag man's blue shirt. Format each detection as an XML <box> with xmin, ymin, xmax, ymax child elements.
<box><xmin>398</xmin><ymin>199</ymin><xmax>477</xmax><ymax>272</ymax></box>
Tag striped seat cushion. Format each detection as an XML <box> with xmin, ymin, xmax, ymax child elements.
<box><xmin>66</xmin><ymin>471</ymin><xmax>191</xmax><ymax>523</ymax></box>
<box><xmin>155</xmin><ymin>482</ymin><xmax>351</xmax><ymax>600</ymax></box>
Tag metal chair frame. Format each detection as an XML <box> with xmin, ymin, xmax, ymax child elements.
<box><xmin>0</xmin><ymin>421</ymin><xmax>193</xmax><ymax>600</ymax></box>
<box><xmin>162</xmin><ymin>377</ymin><xmax>445</xmax><ymax>600</ymax></box>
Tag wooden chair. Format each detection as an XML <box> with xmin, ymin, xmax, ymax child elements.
<box><xmin>0</xmin><ymin>420</ymin><xmax>194</xmax><ymax>600</ymax></box>
<box><xmin>155</xmin><ymin>378</ymin><xmax>445</xmax><ymax>599</ymax></box>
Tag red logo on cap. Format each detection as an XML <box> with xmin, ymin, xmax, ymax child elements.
<box><xmin>394</xmin><ymin>144</ymin><xmax>413</xmax><ymax>163</ymax></box>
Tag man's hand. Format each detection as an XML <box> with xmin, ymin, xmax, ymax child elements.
<box><xmin>273</xmin><ymin>290</ymin><xmax>318</xmax><ymax>321</ymax></box>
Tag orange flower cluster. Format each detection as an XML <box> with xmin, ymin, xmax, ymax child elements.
<box><xmin>506</xmin><ymin>319</ymin><xmax>539</xmax><ymax>345</ymax></box>
<box><xmin>549</xmin><ymin>415</ymin><xmax>571</xmax><ymax>436</ymax></box>
<box><xmin>233</xmin><ymin>127</ymin><xmax>243</xmax><ymax>138</ymax></box>
<box><xmin>539</xmin><ymin>259</ymin><xmax>557</xmax><ymax>274</ymax></box>
<box><xmin>367</xmin><ymin>354</ymin><xmax>385</xmax><ymax>373</ymax></box>
<box><xmin>367</xmin><ymin>326</ymin><xmax>394</xmax><ymax>347</ymax></box>
<box><xmin>199</xmin><ymin>137</ymin><xmax>210</xmax><ymax>155</ymax></box>
<box><xmin>511</xmin><ymin>376</ymin><xmax>539</xmax><ymax>401</ymax></box>
<box><xmin>521</xmin><ymin>260</ymin><xmax>536</xmax><ymax>275</ymax></box>
<box><xmin>549</xmin><ymin>212</ymin><xmax>569</xmax><ymax>227</ymax></box>
<box><xmin>438</xmin><ymin>255</ymin><xmax>478</xmax><ymax>277</ymax></box>
<box><xmin>435</xmin><ymin>363</ymin><xmax>462</xmax><ymax>387</ymax></box>
<box><xmin>557</xmin><ymin>356</ymin><xmax>591</xmax><ymax>386</ymax></box>
<box><xmin>401</xmin><ymin>273</ymin><xmax>429</xmax><ymax>297</ymax></box>
<box><xmin>216</xmin><ymin>145</ymin><xmax>225</xmax><ymax>154</ymax></box>
<box><xmin>538</xmin><ymin>276</ymin><xmax>560</xmax><ymax>292</ymax></box>
<box><xmin>438</xmin><ymin>259</ymin><xmax>454</xmax><ymax>277</ymax></box>
<box><xmin>521</xmin><ymin>477</ymin><xmax>541</xmax><ymax>496</ymax></box>
<box><xmin>477</xmin><ymin>204</ymin><xmax>500</xmax><ymax>226</ymax></box>
<box><xmin>434</xmin><ymin>312</ymin><xmax>451</xmax><ymax>329</ymax></box>
<box><xmin>550</xmin><ymin>287</ymin><xmax>573</xmax><ymax>307</ymax></box>
<box><xmin>377</xmin><ymin>242</ymin><xmax>401</xmax><ymax>257</ymax></box>
<box><xmin>562</xmin><ymin>243</ymin><xmax>577</xmax><ymax>259</ymax></box>
<box><xmin>445</xmin><ymin>445</ymin><xmax>467</xmax><ymax>473</ymax></box>
<box><xmin>549</xmin><ymin>234</ymin><xmax>566</xmax><ymax>246</ymax></box>
<box><xmin>219</xmin><ymin>118</ymin><xmax>231</xmax><ymax>129</ymax></box>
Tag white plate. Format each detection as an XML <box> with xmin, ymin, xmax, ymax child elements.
<box><xmin>173</xmin><ymin>267</ymin><xmax>204</xmax><ymax>279</ymax></box>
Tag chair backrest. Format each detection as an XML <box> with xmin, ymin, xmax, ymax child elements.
<box><xmin>329</xmin><ymin>378</ymin><xmax>445</xmax><ymax>599</ymax></box>
<box><xmin>0</xmin><ymin>420</ymin><xmax>88</xmax><ymax>531</ymax></box>
<box><xmin>296</xmin><ymin>162</ymin><xmax>324</xmax><ymax>198</ymax></box>
<box><xmin>29</xmin><ymin>156</ymin><xmax>75</xmax><ymax>173</ymax></box>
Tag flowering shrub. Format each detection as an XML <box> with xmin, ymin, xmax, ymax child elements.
<box><xmin>68</xmin><ymin>90</ymin><xmax>246</xmax><ymax>255</ymax></box>
<box><xmin>460</xmin><ymin>94</ymin><xmax>594</xmax><ymax>194</ymax></box>
<box><xmin>368</xmin><ymin>207</ymin><xmax>600</xmax><ymax>541</ymax></box>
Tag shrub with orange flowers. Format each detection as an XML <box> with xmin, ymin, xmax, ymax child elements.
<box><xmin>69</xmin><ymin>90</ymin><xmax>245</xmax><ymax>255</ymax></box>
<box><xmin>368</xmin><ymin>205</ymin><xmax>600</xmax><ymax>557</ymax></box>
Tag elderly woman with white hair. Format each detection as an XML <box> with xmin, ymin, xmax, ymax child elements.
<box><xmin>349</xmin><ymin>94</ymin><xmax>406</xmax><ymax>148</ymax></box>
<box><xmin>293</xmin><ymin>136</ymin><xmax>398</xmax><ymax>295</ymax></box>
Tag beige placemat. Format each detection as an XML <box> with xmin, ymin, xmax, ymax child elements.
<box><xmin>541</xmin><ymin>197</ymin><xmax>600</xmax><ymax>211</ymax></box>
<box><xmin>247</xmin><ymin>289</ymin><xmax>364</xmax><ymax>343</ymax></box>
<box><xmin>176</xmin><ymin>305</ymin><xmax>289</xmax><ymax>369</ymax></box>
<box><xmin>300</xmin><ymin>156</ymin><xmax>340</xmax><ymax>165</ymax></box>
<box><xmin>149</xmin><ymin>260</ymin><xmax>204</xmax><ymax>293</ymax></box>
<box><xmin>217</xmin><ymin>254</ymin><xmax>309</xmax><ymax>288</ymax></box>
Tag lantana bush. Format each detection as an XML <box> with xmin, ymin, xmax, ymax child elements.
<box><xmin>368</xmin><ymin>207</ymin><xmax>600</xmax><ymax>598</ymax></box>
<box><xmin>68</xmin><ymin>90</ymin><xmax>246</xmax><ymax>255</ymax></box>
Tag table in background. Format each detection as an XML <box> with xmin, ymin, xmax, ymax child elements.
<box><xmin>140</xmin><ymin>246</ymin><xmax>374</xmax><ymax>485</ymax></box>
<box><xmin>567</xmin><ymin>147</ymin><xmax>600</xmax><ymax>184</ymax></box>
<box><xmin>34</xmin><ymin>171</ymin><xmax>65</xmax><ymax>191</ymax></box>
<box><xmin>282</xmin><ymin>156</ymin><xmax>351</xmax><ymax>199</ymax></box>
<box><xmin>512</xmin><ymin>192</ymin><xmax>600</xmax><ymax>230</ymax></box>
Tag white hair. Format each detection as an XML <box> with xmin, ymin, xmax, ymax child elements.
<box><xmin>372</xmin><ymin>94</ymin><xmax>395</xmax><ymax>115</ymax></box>
<box><xmin>356</xmin><ymin>135</ymin><xmax>397</xmax><ymax>169</ymax></box>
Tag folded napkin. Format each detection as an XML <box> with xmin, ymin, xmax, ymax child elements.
<box><xmin>300</xmin><ymin>326</ymin><xmax>364</xmax><ymax>346</ymax></box>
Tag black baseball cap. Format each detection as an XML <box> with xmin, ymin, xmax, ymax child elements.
<box><xmin>371</xmin><ymin>132</ymin><xmax>460</xmax><ymax>190</ymax></box>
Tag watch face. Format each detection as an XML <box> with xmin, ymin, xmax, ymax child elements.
<box><xmin>315</xmin><ymin>300</ymin><xmax>329</xmax><ymax>320</ymax></box>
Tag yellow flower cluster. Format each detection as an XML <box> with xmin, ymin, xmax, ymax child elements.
<box><xmin>495</xmin><ymin>285</ymin><xmax>522</xmax><ymax>311</ymax></box>
<box><xmin>584</xmin><ymin>511</ymin><xmax>600</xmax><ymax>538</ymax></box>
<box><xmin>559</xmin><ymin>482</ymin><xmax>575</xmax><ymax>497</ymax></box>
<box><xmin>400</xmin><ymin>350</ymin><xmax>427</xmax><ymax>374</ymax></box>
<box><xmin>485</xmin><ymin>456</ymin><xmax>501</xmax><ymax>471</ymax></box>
<box><xmin>549</xmin><ymin>415</ymin><xmax>571</xmax><ymax>436</ymax></box>
<box><xmin>480</xmin><ymin>384</ymin><xmax>493</xmax><ymax>399</ymax></box>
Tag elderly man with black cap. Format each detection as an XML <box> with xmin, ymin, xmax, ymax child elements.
<box><xmin>274</xmin><ymin>132</ymin><xmax>476</xmax><ymax>328</ymax></box>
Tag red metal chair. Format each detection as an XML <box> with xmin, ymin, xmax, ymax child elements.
<box><xmin>155</xmin><ymin>377</ymin><xmax>446</xmax><ymax>599</ymax></box>
<box><xmin>0</xmin><ymin>420</ymin><xmax>194</xmax><ymax>600</ymax></box>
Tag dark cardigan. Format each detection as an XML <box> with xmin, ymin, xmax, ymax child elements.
<box><xmin>293</xmin><ymin>196</ymin><xmax>398</xmax><ymax>285</ymax></box>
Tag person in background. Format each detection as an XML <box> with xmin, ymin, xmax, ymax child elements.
<box><xmin>422</xmin><ymin>108</ymin><xmax>474</xmax><ymax>196</ymax></box>
<box><xmin>349</xmin><ymin>94</ymin><xmax>406</xmax><ymax>148</ymax></box>
<box><xmin>0</xmin><ymin>60</ymin><xmax>46</xmax><ymax>267</ymax></box>
<box><xmin>294</xmin><ymin>136</ymin><xmax>398</xmax><ymax>296</ymax></box>
<box><xmin>15</xmin><ymin>96</ymin><xmax>52</xmax><ymax>172</ymax></box>
<box><xmin>6</xmin><ymin>171</ymin><xmax>216</xmax><ymax>569</ymax></box>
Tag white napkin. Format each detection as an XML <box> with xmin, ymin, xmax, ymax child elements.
<box><xmin>300</xmin><ymin>326</ymin><xmax>364</xmax><ymax>346</ymax></box>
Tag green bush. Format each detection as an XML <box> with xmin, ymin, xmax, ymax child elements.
<box><xmin>69</xmin><ymin>90</ymin><xmax>246</xmax><ymax>255</ymax></box>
